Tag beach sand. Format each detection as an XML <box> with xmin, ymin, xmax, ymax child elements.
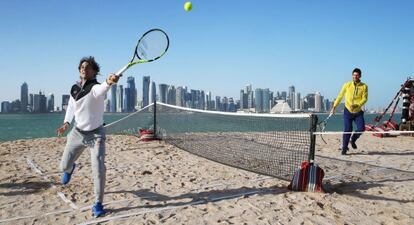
<box><xmin>0</xmin><ymin>134</ymin><xmax>413</xmax><ymax>224</ymax></box>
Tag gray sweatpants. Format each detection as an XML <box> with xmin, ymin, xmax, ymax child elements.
<box><xmin>60</xmin><ymin>126</ymin><xmax>106</xmax><ymax>203</ymax></box>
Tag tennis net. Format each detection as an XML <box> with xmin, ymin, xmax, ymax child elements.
<box><xmin>105</xmin><ymin>102</ymin><xmax>317</xmax><ymax>180</ymax></box>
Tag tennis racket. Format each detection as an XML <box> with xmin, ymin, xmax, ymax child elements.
<box><xmin>115</xmin><ymin>28</ymin><xmax>169</xmax><ymax>77</ymax></box>
<box><xmin>318</xmin><ymin>113</ymin><xmax>333</xmax><ymax>144</ymax></box>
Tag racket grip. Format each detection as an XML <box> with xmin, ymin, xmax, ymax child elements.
<box><xmin>115</xmin><ymin>64</ymin><xmax>129</xmax><ymax>77</ymax></box>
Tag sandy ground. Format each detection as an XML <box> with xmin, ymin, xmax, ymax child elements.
<box><xmin>0</xmin><ymin>134</ymin><xmax>413</xmax><ymax>225</ymax></box>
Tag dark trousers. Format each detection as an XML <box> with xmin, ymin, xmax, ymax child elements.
<box><xmin>342</xmin><ymin>108</ymin><xmax>365</xmax><ymax>150</ymax></box>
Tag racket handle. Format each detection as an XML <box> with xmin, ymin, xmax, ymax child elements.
<box><xmin>115</xmin><ymin>64</ymin><xmax>129</xmax><ymax>77</ymax></box>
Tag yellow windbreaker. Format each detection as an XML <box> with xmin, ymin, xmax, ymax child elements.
<box><xmin>333</xmin><ymin>81</ymin><xmax>368</xmax><ymax>113</ymax></box>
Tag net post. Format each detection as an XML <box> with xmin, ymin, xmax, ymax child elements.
<box><xmin>153</xmin><ymin>100</ymin><xmax>157</xmax><ymax>139</ymax></box>
<box><xmin>308</xmin><ymin>114</ymin><xmax>318</xmax><ymax>162</ymax></box>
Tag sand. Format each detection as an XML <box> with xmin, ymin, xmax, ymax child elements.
<box><xmin>0</xmin><ymin>134</ymin><xmax>413</xmax><ymax>225</ymax></box>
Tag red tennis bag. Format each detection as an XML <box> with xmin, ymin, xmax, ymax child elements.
<box><xmin>138</xmin><ymin>129</ymin><xmax>155</xmax><ymax>142</ymax></box>
<box><xmin>288</xmin><ymin>161</ymin><xmax>325</xmax><ymax>193</ymax></box>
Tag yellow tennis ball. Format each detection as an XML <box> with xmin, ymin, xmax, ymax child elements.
<box><xmin>184</xmin><ymin>2</ymin><xmax>192</xmax><ymax>11</ymax></box>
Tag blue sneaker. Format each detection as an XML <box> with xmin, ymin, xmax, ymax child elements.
<box><xmin>61</xmin><ymin>163</ymin><xmax>76</xmax><ymax>185</ymax></box>
<box><xmin>92</xmin><ymin>202</ymin><xmax>106</xmax><ymax>217</ymax></box>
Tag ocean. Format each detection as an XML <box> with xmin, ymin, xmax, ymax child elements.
<box><xmin>0</xmin><ymin>112</ymin><xmax>400</xmax><ymax>142</ymax></box>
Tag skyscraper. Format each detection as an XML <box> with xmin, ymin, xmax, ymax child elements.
<box><xmin>206</xmin><ymin>91</ymin><xmax>212</xmax><ymax>110</ymax></box>
<box><xmin>228</xmin><ymin>97</ymin><xmax>236</xmax><ymax>112</ymax></box>
<box><xmin>29</xmin><ymin>94</ymin><xmax>34</xmax><ymax>112</ymax></box>
<box><xmin>126</xmin><ymin>76</ymin><xmax>136</xmax><ymax>112</ymax></box>
<box><xmin>221</xmin><ymin>96</ymin><xmax>228</xmax><ymax>112</ymax></box>
<box><xmin>150</xmin><ymin>81</ymin><xmax>156</xmax><ymax>103</ymax></box>
<box><xmin>262</xmin><ymin>88</ymin><xmax>270</xmax><ymax>113</ymax></box>
<box><xmin>167</xmin><ymin>85</ymin><xmax>176</xmax><ymax>105</ymax></box>
<box><xmin>124</xmin><ymin>87</ymin><xmax>131</xmax><ymax>112</ymax></box>
<box><xmin>288</xmin><ymin>85</ymin><xmax>295</xmax><ymax>109</ymax></box>
<box><xmin>240</xmin><ymin>89</ymin><xmax>248</xmax><ymax>110</ymax></box>
<box><xmin>110</xmin><ymin>85</ymin><xmax>117</xmax><ymax>113</ymax></box>
<box><xmin>158</xmin><ymin>84</ymin><xmax>168</xmax><ymax>103</ymax></box>
<box><xmin>294</xmin><ymin>92</ymin><xmax>301</xmax><ymax>111</ymax></box>
<box><xmin>304</xmin><ymin>93</ymin><xmax>315</xmax><ymax>110</ymax></box>
<box><xmin>323</xmin><ymin>99</ymin><xmax>330</xmax><ymax>113</ymax></box>
<box><xmin>281</xmin><ymin>91</ymin><xmax>287</xmax><ymax>101</ymax></box>
<box><xmin>176</xmin><ymin>86</ymin><xmax>184</xmax><ymax>107</ymax></box>
<box><xmin>1</xmin><ymin>101</ymin><xmax>11</xmax><ymax>113</ymax></box>
<box><xmin>20</xmin><ymin>82</ymin><xmax>28</xmax><ymax>113</ymax></box>
<box><xmin>33</xmin><ymin>91</ymin><xmax>47</xmax><ymax>113</ymax></box>
<box><xmin>116</xmin><ymin>85</ymin><xmax>123</xmax><ymax>112</ymax></box>
<box><xmin>200</xmin><ymin>90</ymin><xmax>205</xmax><ymax>110</ymax></box>
<box><xmin>315</xmin><ymin>92</ymin><xmax>322</xmax><ymax>112</ymax></box>
<box><xmin>142</xmin><ymin>76</ymin><xmax>150</xmax><ymax>107</ymax></box>
<box><xmin>47</xmin><ymin>93</ymin><xmax>54</xmax><ymax>112</ymax></box>
<box><xmin>255</xmin><ymin>88</ymin><xmax>263</xmax><ymax>113</ymax></box>
<box><xmin>62</xmin><ymin>95</ymin><xmax>70</xmax><ymax>111</ymax></box>
<box><xmin>215</xmin><ymin>96</ymin><xmax>221</xmax><ymax>111</ymax></box>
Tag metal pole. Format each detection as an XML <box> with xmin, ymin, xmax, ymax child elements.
<box><xmin>309</xmin><ymin>114</ymin><xmax>318</xmax><ymax>162</ymax></box>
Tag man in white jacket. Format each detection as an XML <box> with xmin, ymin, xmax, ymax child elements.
<box><xmin>56</xmin><ymin>56</ymin><xmax>119</xmax><ymax>217</ymax></box>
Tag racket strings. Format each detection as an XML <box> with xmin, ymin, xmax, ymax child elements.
<box><xmin>136</xmin><ymin>30</ymin><xmax>169</xmax><ymax>61</ymax></box>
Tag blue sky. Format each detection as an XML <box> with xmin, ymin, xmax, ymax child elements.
<box><xmin>0</xmin><ymin>0</ymin><xmax>413</xmax><ymax>109</ymax></box>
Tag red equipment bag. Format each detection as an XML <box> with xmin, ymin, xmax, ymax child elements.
<box><xmin>138</xmin><ymin>129</ymin><xmax>156</xmax><ymax>142</ymax></box>
<box><xmin>288</xmin><ymin>161</ymin><xmax>325</xmax><ymax>193</ymax></box>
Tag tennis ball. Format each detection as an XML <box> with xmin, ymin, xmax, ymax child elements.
<box><xmin>184</xmin><ymin>1</ymin><xmax>192</xmax><ymax>11</ymax></box>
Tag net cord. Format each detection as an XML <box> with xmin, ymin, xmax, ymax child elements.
<box><xmin>156</xmin><ymin>102</ymin><xmax>311</xmax><ymax>118</ymax></box>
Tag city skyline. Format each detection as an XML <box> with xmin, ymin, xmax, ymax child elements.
<box><xmin>3</xmin><ymin>79</ymin><xmax>395</xmax><ymax>114</ymax></box>
<box><xmin>0</xmin><ymin>1</ymin><xmax>413</xmax><ymax>110</ymax></box>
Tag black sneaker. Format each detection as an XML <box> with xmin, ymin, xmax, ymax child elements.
<box><xmin>350</xmin><ymin>141</ymin><xmax>357</xmax><ymax>149</ymax></box>
<box><xmin>341</xmin><ymin>147</ymin><xmax>349</xmax><ymax>155</ymax></box>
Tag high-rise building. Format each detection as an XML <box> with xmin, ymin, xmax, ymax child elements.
<box><xmin>323</xmin><ymin>99</ymin><xmax>330</xmax><ymax>113</ymax></box>
<box><xmin>29</xmin><ymin>94</ymin><xmax>34</xmax><ymax>112</ymax></box>
<box><xmin>116</xmin><ymin>85</ymin><xmax>123</xmax><ymax>112</ymax></box>
<box><xmin>228</xmin><ymin>97</ymin><xmax>236</xmax><ymax>112</ymax></box>
<box><xmin>245</xmin><ymin>84</ymin><xmax>252</xmax><ymax>94</ymax></box>
<box><xmin>248</xmin><ymin>91</ymin><xmax>254</xmax><ymax>109</ymax></box>
<box><xmin>167</xmin><ymin>85</ymin><xmax>176</xmax><ymax>105</ymax></box>
<box><xmin>221</xmin><ymin>97</ymin><xmax>228</xmax><ymax>112</ymax></box>
<box><xmin>126</xmin><ymin>77</ymin><xmax>136</xmax><ymax>112</ymax></box>
<box><xmin>288</xmin><ymin>85</ymin><xmax>295</xmax><ymax>109</ymax></box>
<box><xmin>304</xmin><ymin>93</ymin><xmax>315</xmax><ymax>110</ymax></box>
<box><xmin>20</xmin><ymin>82</ymin><xmax>28</xmax><ymax>113</ymax></box>
<box><xmin>110</xmin><ymin>85</ymin><xmax>117</xmax><ymax>113</ymax></box>
<box><xmin>281</xmin><ymin>91</ymin><xmax>287</xmax><ymax>101</ymax></box>
<box><xmin>294</xmin><ymin>92</ymin><xmax>301</xmax><ymax>111</ymax></box>
<box><xmin>47</xmin><ymin>93</ymin><xmax>54</xmax><ymax>112</ymax></box>
<box><xmin>62</xmin><ymin>95</ymin><xmax>70</xmax><ymax>111</ymax></box>
<box><xmin>150</xmin><ymin>81</ymin><xmax>156</xmax><ymax>103</ymax></box>
<box><xmin>215</xmin><ymin>96</ymin><xmax>221</xmax><ymax>111</ymax></box>
<box><xmin>142</xmin><ymin>76</ymin><xmax>150</xmax><ymax>107</ymax></box>
<box><xmin>206</xmin><ymin>91</ymin><xmax>212</xmax><ymax>110</ymax></box>
<box><xmin>190</xmin><ymin>89</ymin><xmax>199</xmax><ymax>109</ymax></box>
<box><xmin>200</xmin><ymin>90</ymin><xmax>205</xmax><ymax>110</ymax></box>
<box><xmin>124</xmin><ymin>87</ymin><xmax>131</xmax><ymax>112</ymax></box>
<box><xmin>240</xmin><ymin>89</ymin><xmax>248</xmax><ymax>110</ymax></box>
<box><xmin>262</xmin><ymin>88</ymin><xmax>270</xmax><ymax>113</ymax></box>
<box><xmin>255</xmin><ymin>88</ymin><xmax>263</xmax><ymax>113</ymax></box>
<box><xmin>158</xmin><ymin>84</ymin><xmax>168</xmax><ymax>103</ymax></box>
<box><xmin>315</xmin><ymin>92</ymin><xmax>322</xmax><ymax>112</ymax></box>
<box><xmin>1</xmin><ymin>101</ymin><xmax>11</xmax><ymax>113</ymax></box>
<box><xmin>176</xmin><ymin>86</ymin><xmax>184</xmax><ymax>107</ymax></box>
<box><xmin>33</xmin><ymin>91</ymin><xmax>47</xmax><ymax>113</ymax></box>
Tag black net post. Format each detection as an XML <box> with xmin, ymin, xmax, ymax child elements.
<box><xmin>308</xmin><ymin>114</ymin><xmax>318</xmax><ymax>162</ymax></box>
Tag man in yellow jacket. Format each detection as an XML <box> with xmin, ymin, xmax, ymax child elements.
<box><xmin>331</xmin><ymin>68</ymin><xmax>368</xmax><ymax>155</ymax></box>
